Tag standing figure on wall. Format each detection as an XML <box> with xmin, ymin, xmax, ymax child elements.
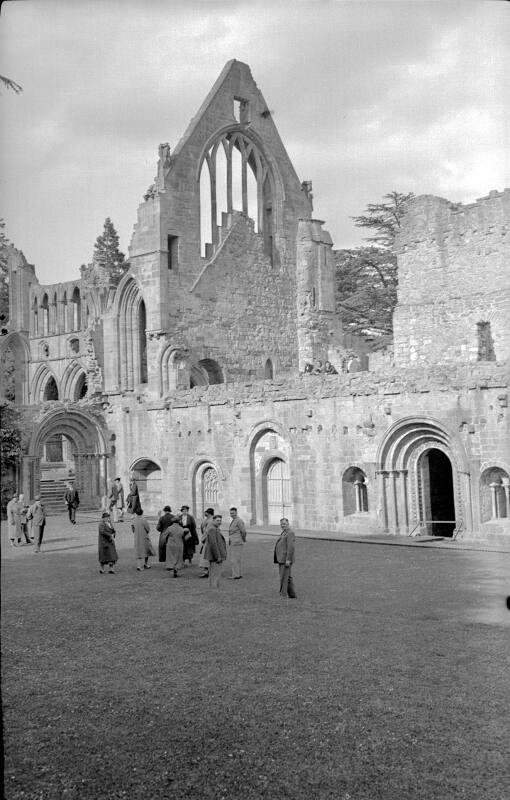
<box><xmin>126</xmin><ymin>478</ymin><xmax>142</xmax><ymax>517</ymax></box>
<box><xmin>109</xmin><ymin>477</ymin><xmax>125</xmax><ymax>523</ymax></box>
<box><xmin>64</xmin><ymin>481</ymin><xmax>80</xmax><ymax>525</ymax></box>
<box><xmin>180</xmin><ymin>505</ymin><xmax>198</xmax><ymax>564</ymax></box>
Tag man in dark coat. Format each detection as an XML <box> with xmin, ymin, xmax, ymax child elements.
<box><xmin>156</xmin><ymin>506</ymin><xmax>173</xmax><ymax>562</ymax></box>
<box><xmin>273</xmin><ymin>518</ymin><xmax>297</xmax><ymax>599</ymax></box>
<box><xmin>203</xmin><ymin>514</ymin><xmax>227</xmax><ymax>589</ymax></box>
<box><xmin>64</xmin><ymin>481</ymin><xmax>80</xmax><ymax>524</ymax></box>
<box><xmin>180</xmin><ymin>505</ymin><xmax>198</xmax><ymax>563</ymax></box>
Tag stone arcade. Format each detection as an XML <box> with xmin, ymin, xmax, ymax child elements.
<box><xmin>1</xmin><ymin>60</ymin><xmax>509</xmax><ymax>541</ymax></box>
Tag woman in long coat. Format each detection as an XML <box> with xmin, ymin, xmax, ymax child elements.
<box><xmin>156</xmin><ymin>506</ymin><xmax>173</xmax><ymax>562</ymax></box>
<box><xmin>165</xmin><ymin>515</ymin><xmax>188</xmax><ymax>577</ymax></box>
<box><xmin>198</xmin><ymin>507</ymin><xmax>214</xmax><ymax>577</ymax></box>
<box><xmin>98</xmin><ymin>512</ymin><xmax>118</xmax><ymax>574</ymax></box>
<box><xmin>132</xmin><ymin>507</ymin><xmax>155</xmax><ymax>570</ymax></box>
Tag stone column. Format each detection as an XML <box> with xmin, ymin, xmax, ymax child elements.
<box><xmin>398</xmin><ymin>469</ymin><xmax>409</xmax><ymax>535</ymax></box>
<box><xmin>376</xmin><ymin>470</ymin><xmax>389</xmax><ymax>533</ymax></box>
<box><xmin>354</xmin><ymin>480</ymin><xmax>363</xmax><ymax>513</ymax></box>
<box><xmin>489</xmin><ymin>482</ymin><xmax>499</xmax><ymax>519</ymax></box>
<box><xmin>502</xmin><ymin>477</ymin><xmax>510</xmax><ymax>518</ymax></box>
<box><xmin>388</xmin><ymin>470</ymin><xmax>399</xmax><ymax>533</ymax></box>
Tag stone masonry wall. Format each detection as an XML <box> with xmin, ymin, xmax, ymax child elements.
<box><xmin>394</xmin><ymin>190</ymin><xmax>510</xmax><ymax>366</ymax></box>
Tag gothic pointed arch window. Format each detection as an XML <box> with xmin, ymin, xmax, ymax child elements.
<box><xmin>199</xmin><ymin>129</ymin><xmax>274</xmax><ymax>262</ymax></box>
<box><xmin>41</xmin><ymin>294</ymin><xmax>49</xmax><ymax>336</ymax></box>
<box><xmin>32</xmin><ymin>296</ymin><xmax>38</xmax><ymax>336</ymax></box>
<box><xmin>117</xmin><ymin>277</ymin><xmax>147</xmax><ymax>390</ymax></box>
<box><xmin>72</xmin><ymin>287</ymin><xmax>81</xmax><ymax>331</ymax></box>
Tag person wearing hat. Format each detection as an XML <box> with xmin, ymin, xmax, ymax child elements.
<box><xmin>30</xmin><ymin>496</ymin><xmax>46</xmax><ymax>553</ymax></box>
<box><xmin>98</xmin><ymin>511</ymin><xmax>118</xmax><ymax>574</ymax></box>
<box><xmin>179</xmin><ymin>505</ymin><xmax>198</xmax><ymax>564</ymax></box>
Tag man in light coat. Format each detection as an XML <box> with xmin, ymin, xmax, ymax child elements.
<box><xmin>6</xmin><ymin>493</ymin><xmax>20</xmax><ymax>546</ymax></box>
<box><xmin>30</xmin><ymin>497</ymin><xmax>46</xmax><ymax>553</ymax></box>
<box><xmin>273</xmin><ymin>518</ymin><xmax>297</xmax><ymax>599</ymax></box>
<box><xmin>203</xmin><ymin>514</ymin><xmax>227</xmax><ymax>589</ymax></box>
<box><xmin>109</xmin><ymin>477</ymin><xmax>125</xmax><ymax>523</ymax></box>
<box><xmin>228</xmin><ymin>506</ymin><xmax>247</xmax><ymax>579</ymax></box>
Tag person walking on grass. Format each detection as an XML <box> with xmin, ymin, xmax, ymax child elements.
<box><xmin>228</xmin><ymin>506</ymin><xmax>246</xmax><ymax>580</ymax></box>
<box><xmin>198</xmin><ymin>507</ymin><xmax>214</xmax><ymax>578</ymax></box>
<box><xmin>274</xmin><ymin>518</ymin><xmax>297</xmax><ymax>599</ymax></box>
<box><xmin>109</xmin><ymin>477</ymin><xmax>125</xmax><ymax>523</ymax></box>
<box><xmin>98</xmin><ymin>511</ymin><xmax>118</xmax><ymax>574</ymax></box>
<box><xmin>164</xmin><ymin>515</ymin><xmax>189</xmax><ymax>578</ymax></box>
<box><xmin>180</xmin><ymin>505</ymin><xmax>198</xmax><ymax>564</ymax></box>
<box><xmin>30</xmin><ymin>497</ymin><xmax>46</xmax><ymax>553</ymax></box>
<box><xmin>203</xmin><ymin>514</ymin><xmax>227</xmax><ymax>589</ymax></box>
<box><xmin>156</xmin><ymin>506</ymin><xmax>173</xmax><ymax>563</ymax></box>
<box><xmin>64</xmin><ymin>481</ymin><xmax>80</xmax><ymax>525</ymax></box>
<box><xmin>132</xmin><ymin>507</ymin><xmax>155</xmax><ymax>571</ymax></box>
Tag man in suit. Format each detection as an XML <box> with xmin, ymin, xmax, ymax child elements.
<box><xmin>228</xmin><ymin>506</ymin><xmax>247</xmax><ymax>579</ymax></box>
<box><xmin>274</xmin><ymin>518</ymin><xmax>297</xmax><ymax>599</ymax></box>
<box><xmin>64</xmin><ymin>481</ymin><xmax>80</xmax><ymax>525</ymax></box>
<box><xmin>203</xmin><ymin>514</ymin><xmax>227</xmax><ymax>589</ymax></box>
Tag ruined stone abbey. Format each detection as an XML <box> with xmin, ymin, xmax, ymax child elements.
<box><xmin>2</xmin><ymin>60</ymin><xmax>509</xmax><ymax>541</ymax></box>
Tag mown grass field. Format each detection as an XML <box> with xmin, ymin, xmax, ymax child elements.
<box><xmin>2</xmin><ymin>529</ymin><xmax>509</xmax><ymax>799</ymax></box>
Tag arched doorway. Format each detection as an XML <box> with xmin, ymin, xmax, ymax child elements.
<box><xmin>130</xmin><ymin>458</ymin><xmax>161</xmax><ymax>514</ymax></box>
<box><xmin>419</xmin><ymin>448</ymin><xmax>456</xmax><ymax>536</ymax></box>
<box><xmin>248</xmin><ymin>425</ymin><xmax>292</xmax><ymax>526</ymax></box>
<box><xmin>24</xmin><ymin>409</ymin><xmax>109</xmax><ymax>513</ymax></box>
<box><xmin>263</xmin><ymin>458</ymin><xmax>291</xmax><ymax>525</ymax></box>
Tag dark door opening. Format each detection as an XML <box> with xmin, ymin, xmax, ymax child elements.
<box><xmin>421</xmin><ymin>448</ymin><xmax>456</xmax><ymax>536</ymax></box>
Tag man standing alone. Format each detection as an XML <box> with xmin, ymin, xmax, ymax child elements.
<box><xmin>64</xmin><ymin>481</ymin><xmax>80</xmax><ymax>524</ymax></box>
<box><xmin>274</xmin><ymin>518</ymin><xmax>297</xmax><ymax>599</ymax></box>
<box><xmin>203</xmin><ymin>514</ymin><xmax>227</xmax><ymax>589</ymax></box>
<box><xmin>228</xmin><ymin>506</ymin><xmax>246</xmax><ymax>580</ymax></box>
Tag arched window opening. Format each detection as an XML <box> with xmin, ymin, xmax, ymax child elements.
<box><xmin>199</xmin><ymin>159</ymin><xmax>213</xmax><ymax>257</ymax></box>
<box><xmin>264</xmin><ymin>358</ymin><xmax>274</xmax><ymax>379</ymax></box>
<box><xmin>138</xmin><ymin>299</ymin><xmax>147</xmax><ymax>383</ymax></box>
<box><xmin>342</xmin><ymin>467</ymin><xmax>368</xmax><ymax>516</ymax></box>
<box><xmin>51</xmin><ymin>292</ymin><xmax>58</xmax><ymax>333</ymax></box>
<box><xmin>62</xmin><ymin>292</ymin><xmax>68</xmax><ymax>332</ymax></box>
<box><xmin>74</xmin><ymin>372</ymin><xmax>88</xmax><ymax>400</ymax></box>
<box><xmin>477</xmin><ymin>321</ymin><xmax>495</xmax><ymax>361</ymax></box>
<box><xmin>480</xmin><ymin>468</ymin><xmax>509</xmax><ymax>522</ymax></box>
<box><xmin>69</xmin><ymin>338</ymin><xmax>80</xmax><ymax>354</ymax></box>
<box><xmin>41</xmin><ymin>294</ymin><xmax>49</xmax><ymax>336</ymax></box>
<box><xmin>199</xmin><ymin>358</ymin><xmax>224</xmax><ymax>385</ymax></box>
<box><xmin>32</xmin><ymin>297</ymin><xmax>38</xmax><ymax>336</ymax></box>
<box><xmin>199</xmin><ymin>130</ymin><xmax>273</xmax><ymax>260</ymax></box>
<box><xmin>202</xmin><ymin>466</ymin><xmax>218</xmax><ymax>509</ymax></box>
<box><xmin>72</xmin><ymin>287</ymin><xmax>81</xmax><ymax>331</ymax></box>
<box><xmin>43</xmin><ymin>376</ymin><xmax>59</xmax><ymax>401</ymax></box>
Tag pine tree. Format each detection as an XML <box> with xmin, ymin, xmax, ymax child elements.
<box><xmin>335</xmin><ymin>192</ymin><xmax>414</xmax><ymax>336</ymax></box>
<box><xmin>91</xmin><ymin>217</ymin><xmax>127</xmax><ymax>285</ymax></box>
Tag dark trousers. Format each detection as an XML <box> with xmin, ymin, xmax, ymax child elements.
<box><xmin>278</xmin><ymin>564</ymin><xmax>296</xmax><ymax>598</ymax></box>
<box><xmin>21</xmin><ymin>523</ymin><xmax>31</xmax><ymax>544</ymax></box>
<box><xmin>34</xmin><ymin>523</ymin><xmax>45</xmax><ymax>551</ymax></box>
<box><xmin>67</xmin><ymin>504</ymin><xmax>76</xmax><ymax>523</ymax></box>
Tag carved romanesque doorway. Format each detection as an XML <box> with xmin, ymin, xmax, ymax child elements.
<box><xmin>418</xmin><ymin>448</ymin><xmax>456</xmax><ymax>536</ymax></box>
<box><xmin>24</xmin><ymin>409</ymin><xmax>109</xmax><ymax>513</ymax></box>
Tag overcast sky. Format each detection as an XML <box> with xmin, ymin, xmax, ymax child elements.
<box><xmin>1</xmin><ymin>0</ymin><xmax>509</xmax><ymax>285</ymax></box>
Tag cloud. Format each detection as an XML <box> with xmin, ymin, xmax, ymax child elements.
<box><xmin>0</xmin><ymin>0</ymin><xmax>508</xmax><ymax>280</ymax></box>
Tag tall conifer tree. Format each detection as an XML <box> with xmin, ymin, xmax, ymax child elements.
<box><xmin>92</xmin><ymin>217</ymin><xmax>126</xmax><ymax>285</ymax></box>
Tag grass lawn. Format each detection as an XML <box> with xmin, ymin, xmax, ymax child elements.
<box><xmin>2</xmin><ymin>531</ymin><xmax>510</xmax><ymax>799</ymax></box>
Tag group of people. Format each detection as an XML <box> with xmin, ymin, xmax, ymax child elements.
<box><xmin>6</xmin><ymin>493</ymin><xmax>46</xmax><ymax>553</ymax></box>
<box><xmin>302</xmin><ymin>359</ymin><xmax>338</xmax><ymax>375</ymax></box>
<box><xmin>98</xmin><ymin>501</ymin><xmax>297</xmax><ymax>597</ymax></box>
